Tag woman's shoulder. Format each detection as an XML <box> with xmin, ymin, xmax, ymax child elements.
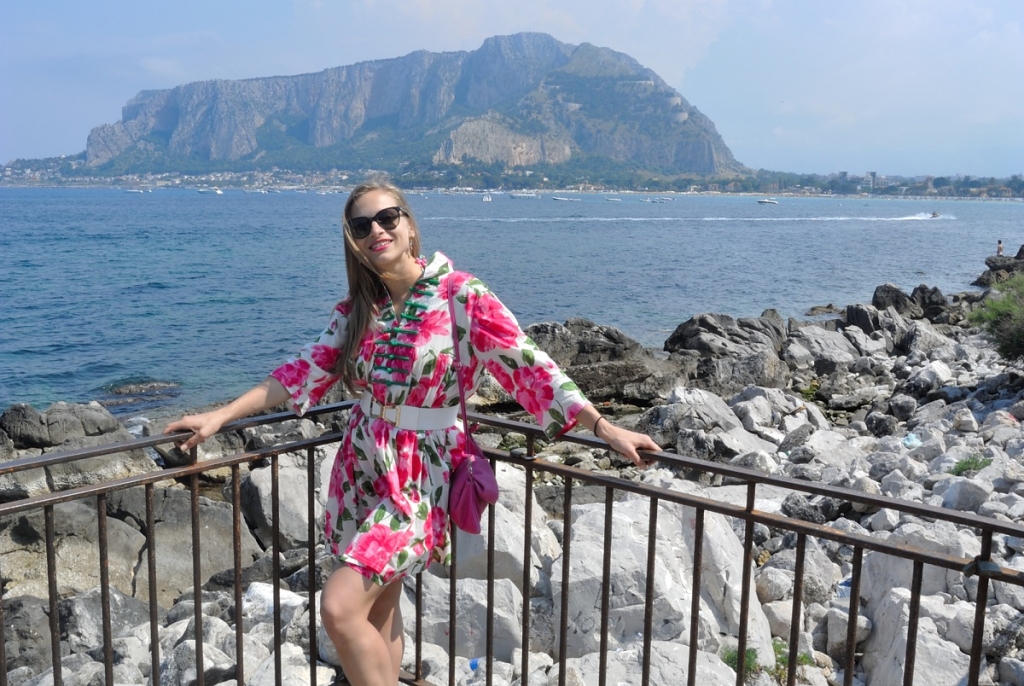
<box><xmin>334</xmin><ymin>296</ymin><xmax>354</xmax><ymax>317</ymax></box>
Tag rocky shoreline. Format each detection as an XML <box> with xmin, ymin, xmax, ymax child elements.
<box><xmin>6</xmin><ymin>277</ymin><xmax>1024</xmax><ymax>685</ymax></box>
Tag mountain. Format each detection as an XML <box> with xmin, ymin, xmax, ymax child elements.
<box><xmin>86</xmin><ymin>33</ymin><xmax>745</xmax><ymax>177</ymax></box>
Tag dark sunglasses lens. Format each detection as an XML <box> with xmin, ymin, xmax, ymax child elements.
<box><xmin>349</xmin><ymin>217</ymin><xmax>372</xmax><ymax>238</ymax></box>
<box><xmin>375</xmin><ymin>208</ymin><xmax>402</xmax><ymax>229</ymax></box>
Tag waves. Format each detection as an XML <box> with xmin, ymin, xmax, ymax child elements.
<box><xmin>427</xmin><ymin>213</ymin><xmax>956</xmax><ymax>223</ymax></box>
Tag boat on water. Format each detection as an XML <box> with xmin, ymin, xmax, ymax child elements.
<box><xmin>605</xmin><ymin>197</ymin><xmax>622</xmax><ymax>202</ymax></box>
<box><xmin>482</xmin><ymin>194</ymin><xmax>492</xmax><ymax>202</ymax></box>
<box><xmin>552</xmin><ymin>196</ymin><xmax>581</xmax><ymax>202</ymax></box>
<box><xmin>509</xmin><ymin>191</ymin><xmax>539</xmax><ymax>199</ymax></box>
<box><xmin>931</xmin><ymin>212</ymin><xmax>940</xmax><ymax>218</ymax></box>
<box><xmin>197</xmin><ymin>187</ymin><xmax>223</xmax><ymax>195</ymax></box>
<box><xmin>757</xmin><ymin>197</ymin><xmax>779</xmax><ymax>205</ymax></box>
<box><xmin>125</xmin><ymin>189</ymin><xmax>145</xmax><ymax>194</ymax></box>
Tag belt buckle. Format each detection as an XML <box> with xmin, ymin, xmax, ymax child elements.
<box><xmin>377</xmin><ymin>402</ymin><xmax>401</xmax><ymax>427</ymax></box>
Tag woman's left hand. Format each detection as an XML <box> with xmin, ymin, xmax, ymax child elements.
<box><xmin>598</xmin><ymin>422</ymin><xmax>661</xmax><ymax>468</ymax></box>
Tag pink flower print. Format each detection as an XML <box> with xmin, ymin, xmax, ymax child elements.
<box><xmin>469</xmin><ymin>291</ymin><xmax>521</xmax><ymax>353</ymax></box>
<box><xmin>484</xmin><ymin>359</ymin><xmax>514</xmax><ymax>394</ymax></box>
<box><xmin>396</xmin><ymin>430</ymin><xmax>423</xmax><ymax>484</ymax></box>
<box><xmin>409</xmin><ymin>308</ymin><xmax>450</xmax><ymax>347</ymax></box>
<box><xmin>460</xmin><ymin>356</ymin><xmax>479</xmax><ymax>394</ymax></box>
<box><xmin>349</xmin><ymin>524</ymin><xmax>413</xmax><ymax>574</ymax></box>
<box><xmin>272</xmin><ymin>359</ymin><xmax>311</xmax><ymax>391</ymax></box>
<box><xmin>358</xmin><ymin>330</ymin><xmax>379</xmax><ymax>362</ymax></box>
<box><xmin>443</xmin><ymin>272</ymin><xmax>472</xmax><ymax>301</ymax></box>
<box><xmin>336</xmin><ymin>299</ymin><xmax>354</xmax><ymax>317</ymax></box>
<box><xmin>310</xmin><ymin>344</ymin><xmax>340</xmax><ymax>371</ymax></box>
<box><xmin>513</xmin><ymin>365</ymin><xmax>555</xmax><ymax>416</ymax></box>
<box><xmin>371</xmin><ymin>418</ymin><xmax>391</xmax><ymax>449</ymax></box>
<box><xmin>324</xmin><ymin>510</ymin><xmax>334</xmax><ymax>539</ymax></box>
<box><xmin>422</xmin><ymin>506</ymin><xmax>447</xmax><ymax>551</ymax></box>
<box><xmin>307</xmin><ymin>374</ymin><xmax>340</xmax><ymax>405</ymax></box>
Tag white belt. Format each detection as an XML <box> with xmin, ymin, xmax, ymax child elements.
<box><xmin>359</xmin><ymin>393</ymin><xmax>459</xmax><ymax>431</ymax></box>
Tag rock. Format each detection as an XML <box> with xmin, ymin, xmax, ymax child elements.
<box><xmin>900</xmin><ymin>360</ymin><xmax>953</xmax><ymax>398</ymax></box>
<box><xmin>889</xmin><ymin>394</ymin><xmax>918</xmax><ymax>421</ymax></box>
<box><xmin>561</xmin><ymin>640</ymin><xmax>736</xmax><ymax>686</ymax></box>
<box><xmin>58</xmin><ymin>586</ymin><xmax>152</xmax><ymax>656</ymax></box>
<box><xmin>160</xmin><ymin>639</ymin><xmax>236</xmax><ymax>686</ymax></box>
<box><xmin>861</xmin><ymin>588</ymin><xmax>971</xmax><ymax>685</ymax></box>
<box><xmin>0</xmin><ymin>404</ymin><xmax>51</xmax><ymax>448</ymax></box>
<box><xmin>872</xmin><ymin>284</ymin><xmax>923</xmax><ymax>319</ymax></box>
<box><xmin>825</xmin><ymin>605</ymin><xmax>871</xmax><ymax>663</ymax></box>
<box><xmin>942</xmin><ymin>478</ymin><xmax>993</xmax><ymax>513</ymax></box>
<box><xmin>241</xmin><ymin>453</ymin><xmax>323</xmax><ymax>551</ymax></box>
<box><xmin>759</xmin><ymin>539</ymin><xmax>836</xmax><ymax>605</ymax></box>
<box><xmin>865</xmin><ymin>412</ymin><xmax>898</xmax><ymax>437</ymax></box>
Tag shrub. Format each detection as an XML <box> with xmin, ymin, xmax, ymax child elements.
<box><xmin>969</xmin><ymin>274</ymin><xmax>1024</xmax><ymax>361</ymax></box>
<box><xmin>950</xmin><ymin>455</ymin><xmax>992</xmax><ymax>476</ymax></box>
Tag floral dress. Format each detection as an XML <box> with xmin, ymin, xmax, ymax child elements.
<box><xmin>271</xmin><ymin>252</ymin><xmax>589</xmax><ymax>585</ymax></box>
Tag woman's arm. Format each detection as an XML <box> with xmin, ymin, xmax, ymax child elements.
<box><xmin>163</xmin><ymin>375</ymin><xmax>289</xmax><ymax>452</ymax></box>
<box><xmin>574</xmin><ymin>403</ymin><xmax>661</xmax><ymax>468</ymax></box>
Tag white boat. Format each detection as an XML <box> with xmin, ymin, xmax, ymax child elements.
<box><xmin>605</xmin><ymin>197</ymin><xmax>622</xmax><ymax>202</ymax></box>
<box><xmin>482</xmin><ymin>194</ymin><xmax>492</xmax><ymax>202</ymax></box>
<box><xmin>125</xmin><ymin>189</ymin><xmax>145</xmax><ymax>194</ymax></box>
<box><xmin>509</xmin><ymin>191</ymin><xmax>539</xmax><ymax>199</ymax></box>
<box><xmin>757</xmin><ymin>197</ymin><xmax>778</xmax><ymax>205</ymax></box>
<box><xmin>197</xmin><ymin>187</ymin><xmax>223</xmax><ymax>195</ymax></box>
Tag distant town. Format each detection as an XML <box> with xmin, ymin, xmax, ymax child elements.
<box><xmin>2</xmin><ymin>153</ymin><xmax>1022</xmax><ymax>199</ymax></box>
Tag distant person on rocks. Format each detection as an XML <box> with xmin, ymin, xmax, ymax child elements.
<box><xmin>165</xmin><ymin>181</ymin><xmax>658</xmax><ymax>686</ymax></box>
<box><xmin>998</xmin><ymin>240</ymin><xmax>1004</xmax><ymax>256</ymax></box>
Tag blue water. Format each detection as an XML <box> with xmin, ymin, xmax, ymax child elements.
<box><xmin>1</xmin><ymin>188</ymin><xmax>1021</xmax><ymax>415</ymax></box>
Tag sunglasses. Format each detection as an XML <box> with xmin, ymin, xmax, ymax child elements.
<box><xmin>348</xmin><ymin>206</ymin><xmax>406</xmax><ymax>239</ymax></box>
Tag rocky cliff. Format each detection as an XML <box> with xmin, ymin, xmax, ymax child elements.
<box><xmin>86</xmin><ymin>32</ymin><xmax>744</xmax><ymax>176</ymax></box>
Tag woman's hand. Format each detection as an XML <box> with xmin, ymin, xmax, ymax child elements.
<box><xmin>163</xmin><ymin>410</ymin><xmax>227</xmax><ymax>453</ymax></box>
<box><xmin>596</xmin><ymin>420</ymin><xmax>661</xmax><ymax>468</ymax></box>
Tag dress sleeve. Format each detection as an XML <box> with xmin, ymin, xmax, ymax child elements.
<box><xmin>455</xmin><ymin>276</ymin><xmax>589</xmax><ymax>439</ymax></box>
<box><xmin>270</xmin><ymin>301</ymin><xmax>347</xmax><ymax>416</ymax></box>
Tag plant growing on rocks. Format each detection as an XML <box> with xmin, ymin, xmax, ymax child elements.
<box><xmin>969</xmin><ymin>274</ymin><xmax>1024</xmax><ymax>360</ymax></box>
<box><xmin>949</xmin><ymin>454</ymin><xmax>992</xmax><ymax>476</ymax></box>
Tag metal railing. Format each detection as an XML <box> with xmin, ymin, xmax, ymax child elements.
<box><xmin>2</xmin><ymin>398</ymin><xmax>1022</xmax><ymax>686</ymax></box>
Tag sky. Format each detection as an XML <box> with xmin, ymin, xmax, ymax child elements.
<box><xmin>1</xmin><ymin>0</ymin><xmax>1022</xmax><ymax>178</ymax></box>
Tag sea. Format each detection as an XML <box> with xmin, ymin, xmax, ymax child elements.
<box><xmin>1</xmin><ymin>187</ymin><xmax>1021</xmax><ymax>418</ymax></box>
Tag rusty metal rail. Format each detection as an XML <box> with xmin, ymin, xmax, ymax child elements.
<box><xmin>1</xmin><ymin>399</ymin><xmax>1022</xmax><ymax>686</ymax></box>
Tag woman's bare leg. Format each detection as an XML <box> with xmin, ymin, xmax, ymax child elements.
<box><xmin>320</xmin><ymin>565</ymin><xmax>401</xmax><ymax>686</ymax></box>
<box><xmin>367</xmin><ymin>579</ymin><xmax>405</xmax><ymax>682</ymax></box>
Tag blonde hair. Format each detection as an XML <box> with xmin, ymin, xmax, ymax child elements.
<box><xmin>336</xmin><ymin>181</ymin><xmax>421</xmax><ymax>392</ymax></box>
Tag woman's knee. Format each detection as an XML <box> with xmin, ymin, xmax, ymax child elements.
<box><xmin>320</xmin><ymin>566</ymin><xmax>377</xmax><ymax>634</ymax></box>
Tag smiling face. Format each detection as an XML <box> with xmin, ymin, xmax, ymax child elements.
<box><xmin>346</xmin><ymin>188</ymin><xmax>419</xmax><ymax>274</ymax></box>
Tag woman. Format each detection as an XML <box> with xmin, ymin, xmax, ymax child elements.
<box><xmin>165</xmin><ymin>182</ymin><xmax>659</xmax><ymax>686</ymax></box>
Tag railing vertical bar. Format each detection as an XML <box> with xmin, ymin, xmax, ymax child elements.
<box><xmin>271</xmin><ymin>455</ymin><xmax>282</xmax><ymax>686</ymax></box>
<box><xmin>843</xmin><ymin>547</ymin><xmax>864</xmax><ymax>686</ymax></box>
<box><xmin>687</xmin><ymin>508</ymin><xmax>705</xmax><ymax>686</ymax></box>
<box><xmin>231</xmin><ymin>464</ymin><xmax>245</xmax><ymax>686</ymax></box>
<box><xmin>97</xmin><ymin>493</ymin><xmax>114</xmax><ymax>686</ymax></box>
<box><xmin>557</xmin><ymin>476</ymin><xmax>574</xmax><ymax>686</ymax></box>
<box><xmin>189</xmin><ymin>445</ymin><xmax>205</xmax><ymax>686</ymax></box>
<box><xmin>486</xmin><ymin>456</ymin><xmax>496</xmax><ymax>686</ymax></box>
<box><xmin>968</xmin><ymin>530</ymin><xmax>993</xmax><ymax>686</ymax></box>
<box><xmin>735</xmin><ymin>482</ymin><xmax>757</xmax><ymax>686</ymax></box>
<box><xmin>146</xmin><ymin>483</ymin><xmax>160</xmax><ymax>686</ymax></box>
<box><xmin>307</xmin><ymin>448</ymin><xmax>318</xmax><ymax>686</ymax></box>
<box><xmin>641</xmin><ymin>497</ymin><xmax>659</xmax><ymax>686</ymax></box>
<box><xmin>45</xmin><ymin>505</ymin><xmax>62</xmax><ymax>686</ymax></box>
<box><xmin>521</xmin><ymin>463</ymin><xmax>536</xmax><ymax>686</ymax></box>
<box><xmin>903</xmin><ymin>561</ymin><xmax>924</xmax><ymax>686</ymax></box>
<box><xmin>786</xmin><ymin>533</ymin><xmax>807</xmax><ymax>686</ymax></box>
<box><xmin>449</xmin><ymin>530</ymin><xmax>458</xmax><ymax>686</ymax></box>
<box><xmin>0</xmin><ymin>580</ymin><xmax>5</xmax><ymax>686</ymax></box>
<box><xmin>598</xmin><ymin>486</ymin><xmax>614</xmax><ymax>686</ymax></box>
<box><xmin>415</xmin><ymin>572</ymin><xmax>424</xmax><ymax>681</ymax></box>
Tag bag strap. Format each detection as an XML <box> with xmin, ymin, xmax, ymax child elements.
<box><xmin>446</xmin><ymin>276</ymin><xmax>472</xmax><ymax>430</ymax></box>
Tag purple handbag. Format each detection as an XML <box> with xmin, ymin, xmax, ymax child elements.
<box><xmin>446</xmin><ymin>276</ymin><xmax>499</xmax><ymax>535</ymax></box>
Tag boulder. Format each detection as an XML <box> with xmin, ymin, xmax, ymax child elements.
<box><xmin>872</xmin><ymin>284</ymin><xmax>923</xmax><ymax>319</ymax></box>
